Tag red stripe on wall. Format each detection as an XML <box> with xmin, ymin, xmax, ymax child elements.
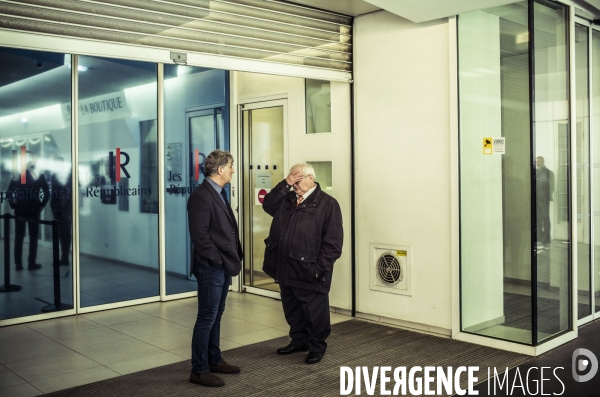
<box><xmin>116</xmin><ymin>147</ymin><xmax>121</xmax><ymax>183</ymax></box>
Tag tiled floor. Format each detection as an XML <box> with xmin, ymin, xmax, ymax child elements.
<box><xmin>0</xmin><ymin>292</ymin><xmax>351</xmax><ymax>396</ymax></box>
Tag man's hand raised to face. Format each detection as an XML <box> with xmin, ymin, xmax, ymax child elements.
<box><xmin>286</xmin><ymin>169</ymin><xmax>304</xmax><ymax>186</ymax></box>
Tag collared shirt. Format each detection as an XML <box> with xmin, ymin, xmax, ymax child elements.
<box><xmin>207</xmin><ymin>177</ymin><xmax>226</xmax><ymax>206</ymax></box>
<box><xmin>297</xmin><ymin>184</ymin><xmax>317</xmax><ymax>203</ymax></box>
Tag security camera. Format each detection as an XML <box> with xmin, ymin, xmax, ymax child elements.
<box><xmin>36</xmin><ymin>61</ymin><xmax>44</xmax><ymax>68</ymax></box>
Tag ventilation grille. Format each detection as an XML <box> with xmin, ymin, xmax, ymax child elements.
<box><xmin>376</xmin><ymin>252</ymin><xmax>403</xmax><ymax>286</ymax></box>
<box><xmin>370</xmin><ymin>244</ymin><xmax>411</xmax><ymax>296</ymax></box>
<box><xmin>0</xmin><ymin>0</ymin><xmax>353</xmax><ymax>73</ymax></box>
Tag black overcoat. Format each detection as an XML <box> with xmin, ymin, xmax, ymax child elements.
<box><xmin>262</xmin><ymin>180</ymin><xmax>343</xmax><ymax>293</ymax></box>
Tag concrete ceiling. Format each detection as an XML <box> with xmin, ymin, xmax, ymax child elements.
<box><xmin>290</xmin><ymin>0</ymin><xmax>600</xmax><ymax>22</ymax></box>
<box><xmin>362</xmin><ymin>0</ymin><xmax>523</xmax><ymax>22</ymax></box>
<box><xmin>288</xmin><ymin>0</ymin><xmax>381</xmax><ymax>17</ymax></box>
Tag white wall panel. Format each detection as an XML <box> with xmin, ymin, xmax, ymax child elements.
<box><xmin>354</xmin><ymin>10</ymin><xmax>452</xmax><ymax>330</ymax></box>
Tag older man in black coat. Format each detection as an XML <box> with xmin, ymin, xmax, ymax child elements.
<box><xmin>187</xmin><ymin>150</ymin><xmax>243</xmax><ymax>388</ymax></box>
<box><xmin>262</xmin><ymin>162</ymin><xmax>343</xmax><ymax>364</ymax></box>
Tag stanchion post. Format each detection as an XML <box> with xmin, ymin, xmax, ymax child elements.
<box><xmin>52</xmin><ymin>219</ymin><xmax>61</xmax><ymax>307</ymax></box>
<box><xmin>42</xmin><ymin>219</ymin><xmax>71</xmax><ymax>311</ymax></box>
<box><xmin>0</xmin><ymin>213</ymin><xmax>20</xmax><ymax>292</ymax></box>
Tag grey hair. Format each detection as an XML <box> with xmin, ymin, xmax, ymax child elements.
<box><xmin>205</xmin><ymin>150</ymin><xmax>233</xmax><ymax>177</ymax></box>
<box><xmin>290</xmin><ymin>162</ymin><xmax>316</xmax><ymax>180</ymax></box>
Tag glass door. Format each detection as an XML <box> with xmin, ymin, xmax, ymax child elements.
<box><xmin>0</xmin><ymin>48</ymin><xmax>73</xmax><ymax>322</ymax></box>
<box><xmin>164</xmin><ymin>107</ymin><xmax>225</xmax><ymax>295</ymax></box>
<box><xmin>241</xmin><ymin>100</ymin><xmax>286</xmax><ymax>296</ymax></box>
<box><xmin>77</xmin><ymin>55</ymin><xmax>159</xmax><ymax>309</ymax></box>
<box><xmin>163</xmin><ymin>65</ymin><xmax>229</xmax><ymax>297</ymax></box>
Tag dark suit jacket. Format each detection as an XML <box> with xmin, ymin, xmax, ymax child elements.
<box><xmin>262</xmin><ymin>181</ymin><xmax>343</xmax><ymax>293</ymax></box>
<box><xmin>187</xmin><ymin>178</ymin><xmax>243</xmax><ymax>277</ymax></box>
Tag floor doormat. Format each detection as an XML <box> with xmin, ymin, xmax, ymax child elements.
<box><xmin>45</xmin><ymin>319</ymin><xmax>531</xmax><ymax>397</ymax></box>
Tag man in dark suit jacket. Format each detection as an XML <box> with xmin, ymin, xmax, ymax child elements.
<box><xmin>187</xmin><ymin>150</ymin><xmax>243</xmax><ymax>388</ymax></box>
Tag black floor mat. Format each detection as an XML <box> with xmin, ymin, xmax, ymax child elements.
<box><xmin>44</xmin><ymin>319</ymin><xmax>530</xmax><ymax>397</ymax></box>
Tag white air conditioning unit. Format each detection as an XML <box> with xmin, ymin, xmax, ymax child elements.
<box><xmin>369</xmin><ymin>243</ymin><xmax>411</xmax><ymax>296</ymax></box>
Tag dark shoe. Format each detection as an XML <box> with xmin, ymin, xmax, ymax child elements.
<box><xmin>28</xmin><ymin>264</ymin><xmax>42</xmax><ymax>270</ymax></box>
<box><xmin>59</xmin><ymin>259</ymin><xmax>69</xmax><ymax>267</ymax></box>
<box><xmin>306</xmin><ymin>352</ymin><xmax>324</xmax><ymax>364</ymax></box>
<box><xmin>189</xmin><ymin>372</ymin><xmax>225</xmax><ymax>387</ymax></box>
<box><xmin>209</xmin><ymin>360</ymin><xmax>240</xmax><ymax>374</ymax></box>
<box><xmin>15</xmin><ymin>264</ymin><xmax>23</xmax><ymax>271</ymax></box>
<box><xmin>277</xmin><ymin>344</ymin><xmax>308</xmax><ymax>355</ymax></box>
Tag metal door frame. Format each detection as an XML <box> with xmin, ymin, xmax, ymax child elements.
<box><xmin>238</xmin><ymin>98</ymin><xmax>287</xmax><ymax>300</ymax></box>
<box><xmin>577</xmin><ymin>17</ymin><xmax>599</xmax><ymax>325</ymax></box>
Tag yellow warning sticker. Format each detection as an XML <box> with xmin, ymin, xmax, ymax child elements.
<box><xmin>483</xmin><ymin>138</ymin><xmax>492</xmax><ymax>155</ymax></box>
<box><xmin>396</xmin><ymin>250</ymin><xmax>407</xmax><ymax>257</ymax></box>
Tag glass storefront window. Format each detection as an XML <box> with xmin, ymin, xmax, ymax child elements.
<box><xmin>306</xmin><ymin>79</ymin><xmax>331</xmax><ymax>134</ymax></box>
<box><xmin>574</xmin><ymin>24</ymin><xmax>591</xmax><ymax>320</ymax></box>
<box><xmin>78</xmin><ymin>56</ymin><xmax>158</xmax><ymax>307</ymax></box>
<box><xmin>459</xmin><ymin>0</ymin><xmax>571</xmax><ymax>345</ymax></box>
<box><xmin>0</xmin><ymin>48</ymin><xmax>73</xmax><ymax>318</ymax></box>
<box><xmin>164</xmin><ymin>65</ymin><xmax>228</xmax><ymax>295</ymax></box>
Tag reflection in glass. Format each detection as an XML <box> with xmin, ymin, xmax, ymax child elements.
<box><xmin>0</xmin><ymin>47</ymin><xmax>72</xmax><ymax>319</ymax></box>
<box><xmin>164</xmin><ymin>65</ymin><xmax>228</xmax><ymax>295</ymax></box>
<box><xmin>574</xmin><ymin>24</ymin><xmax>591</xmax><ymax>320</ymax></box>
<box><xmin>306</xmin><ymin>79</ymin><xmax>331</xmax><ymax>134</ymax></box>
<box><xmin>140</xmin><ymin>120</ymin><xmax>158</xmax><ymax>214</ymax></box>
<box><xmin>308</xmin><ymin>161</ymin><xmax>333</xmax><ymax>196</ymax></box>
<box><xmin>78</xmin><ymin>56</ymin><xmax>158</xmax><ymax>307</ymax></box>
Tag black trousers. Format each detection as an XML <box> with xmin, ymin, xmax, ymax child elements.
<box><xmin>280</xmin><ymin>284</ymin><xmax>331</xmax><ymax>354</ymax></box>
<box><xmin>14</xmin><ymin>215</ymin><xmax>40</xmax><ymax>266</ymax></box>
